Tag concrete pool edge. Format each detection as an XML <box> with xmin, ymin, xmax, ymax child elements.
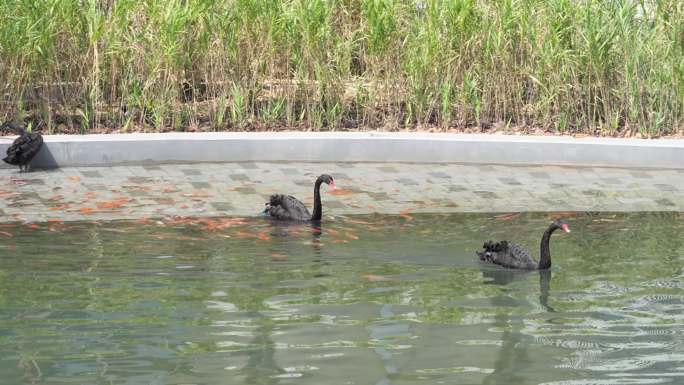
<box><xmin>1</xmin><ymin>132</ymin><xmax>682</xmax><ymax>169</ymax></box>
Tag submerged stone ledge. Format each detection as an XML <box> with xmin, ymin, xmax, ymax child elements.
<box><xmin>1</xmin><ymin>132</ymin><xmax>682</xmax><ymax>169</ymax></box>
<box><xmin>0</xmin><ymin>161</ymin><xmax>681</xmax><ymax>223</ymax></box>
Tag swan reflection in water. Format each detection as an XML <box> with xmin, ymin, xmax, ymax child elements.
<box><xmin>237</xmin><ymin>318</ymin><xmax>283</xmax><ymax>383</ymax></box>
<box><xmin>225</xmin><ymin>221</ymin><xmax>327</xmax><ymax>383</ymax></box>
<box><xmin>481</xmin><ymin>268</ymin><xmax>554</xmax><ymax>312</ymax></box>
<box><xmin>480</xmin><ymin>267</ymin><xmax>554</xmax><ymax>385</ymax></box>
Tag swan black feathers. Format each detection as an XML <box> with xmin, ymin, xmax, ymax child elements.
<box><xmin>477</xmin><ymin>219</ymin><xmax>570</xmax><ymax>270</ymax></box>
<box><xmin>2</xmin><ymin>122</ymin><xmax>43</xmax><ymax>172</ymax></box>
<box><xmin>264</xmin><ymin>174</ymin><xmax>336</xmax><ymax>221</ymax></box>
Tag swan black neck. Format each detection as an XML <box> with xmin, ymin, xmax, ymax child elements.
<box><xmin>311</xmin><ymin>178</ymin><xmax>323</xmax><ymax>221</ymax></box>
<box><xmin>538</xmin><ymin>223</ymin><xmax>559</xmax><ymax>269</ymax></box>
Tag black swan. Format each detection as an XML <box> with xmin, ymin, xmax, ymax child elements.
<box><xmin>2</xmin><ymin>122</ymin><xmax>43</xmax><ymax>172</ymax></box>
<box><xmin>477</xmin><ymin>219</ymin><xmax>570</xmax><ymax>270</ymax></box>
<box><xmin>264</xmin><ymin>174</ymin><xmax>336</xmax><ymax>221</ymax></box>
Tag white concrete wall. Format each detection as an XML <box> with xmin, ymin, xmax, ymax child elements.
<box><xmin>1</xmin><ymin>132</ymin><xmax>682</xmax><ymax>169</ymax></box>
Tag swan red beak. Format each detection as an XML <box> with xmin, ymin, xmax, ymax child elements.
<box><xmin>328</xmin><ymin>181</ymin><xmax>337</xmax><ymax>191</ymax></box>
<box><xmin>561</xmin><ymin>223</ymin><xmax>570</xmax><ymax>233</ymax></box>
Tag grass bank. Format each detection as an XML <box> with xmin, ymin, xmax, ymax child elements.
<box><xmin>1</xmin><ymin>0</ymin><xmax>682</xmax><ymax>136</ymax></box>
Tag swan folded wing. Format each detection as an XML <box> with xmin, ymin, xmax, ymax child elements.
<box><xmin>494</xmin><ymin>242</ymin><xmax>537</xmax><ymax>269</ymax></box>
<box><xmin>265</xmin><ymin>194</ymin><xmax>311</xmax><ymax>221</ymax></box>
<box><xmin>482</xmin><ymin>240</ymin><xmax>508</xmax><ymax>252</ymax></box>
<box><xmin>478</xmin><ymin>241</ymin><xmax>537</xmax><ymax>269</ymax></box>
<box><xmin>2</xmin><ymin>137</ymin><xmax>25</xmax><ymax>164</ymax></box>
<box><xmin>477</xmin><ymin>240</ymin><xmax>505</xmax><ymax>261</ymax></box>
<box><xmin>3</xmin><ymin>134</ymin><xmax>42</xmax><ymax>165</ymax></box>
<box><xmin>478</xmin><ymin>240</ymin><xmax>504</xmax><ymax>257</ymax></box>
<box><xmin>21</xmin><ymin>134</ymin><xmax>43</xmax><ymax>162</ymax></box>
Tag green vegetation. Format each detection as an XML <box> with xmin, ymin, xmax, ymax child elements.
<box><xmin>1</xmin><ymin>0</ymin><xmax>682</xmax><ymax>135</ymax></box>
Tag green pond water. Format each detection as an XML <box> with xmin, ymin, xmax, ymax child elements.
<box><xmin>0</xmin><ymin>212</ymin><xmax>682</xmax><ymax>385</ymax></box>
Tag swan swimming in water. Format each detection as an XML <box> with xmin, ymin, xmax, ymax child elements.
<box><xmin>477</xmin><ymin>219</ymin><xmax>570</xmax><ymax>270</ymax></box>
<box><xmin>264</xmin><ymin>174</ymin><xmax>336</xmax><ymax>222</ymax></box>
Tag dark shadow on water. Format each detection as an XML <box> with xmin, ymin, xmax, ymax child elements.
<box><xmin>538</xmin><ymin>270</ymin><xmax>554</xmax><ymax>312</ymax></box>
<box><xmin>237</xmin><ymin>314</ymin><xmax>283</xmax><ymax>385</ymax></box>
<box><xmin>481</xmin><ymin>268</ymin><xmax>554</xmax><ymax>384</ymax></box>
<box><xmin>481</xmin><ymin>266</ymin><xmax>555</xmax><ymax>312</ymax></box>
<box><xmin>482</xmin><ymin>313</ymin><xmax>531</xmax><ymax>385</ymax></box>
<box><xmin>266</xmin><ymin>220</ymin><xmax>325</xmax><ymax>260</ymax></box>
<box><xmin>310</xmin><ymin>223</ymin><xmax>322</xmax><ymax>256</ymax></box>
<box><xmin>481</xmin><ymin>266</ymin><xmax>529</xmax><ymax>286</ymax></box>
<box><xmin>232</xmin><ymin>222</ymin><xmax>325</xmax><ymax>384</ymax></box>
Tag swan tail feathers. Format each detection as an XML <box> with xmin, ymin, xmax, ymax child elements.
<box><xmin>482</xmin><ymin>240</ymin><xmax>508</xmax><ymax>252</ymax></box>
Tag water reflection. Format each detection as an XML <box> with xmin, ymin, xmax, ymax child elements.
<box><xmin>538</xmin><ymin>270</ymin><xmax>554</xmax><ymax>312</ymax></box>
<box><xmin>310</xmin><ymin>223</ymin><xmax>323</xmax><ymax>262</ymax></box>
<box><xmin>0</xmin><ymin>212</ymin><xmax>682</xmax><ymax>385</ymax></box>
<box><xmin>368</xmin><ymin>301</ymin><xmax>416</xmax><ymax>385</ymax></box>
<box><xmin>481</xmin><ymin>266</ymin><xmax>555</xmax><ymax>311</ymax></box>
<box><xmin>482</xmin><ymin>317</ymin><xmax>530</xmax><ymax>385</ymax></box>
<box><xmin>240</xmin><ymin>317</ymin><xmax>282</xmax><ymax>385</ymax></box>
<box><xmin>480</xmin><ymin>269</ymin><xmax>553</xmax><ymax>384</ymax></box>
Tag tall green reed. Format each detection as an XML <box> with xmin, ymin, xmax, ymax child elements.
<box><xmin>0</xmin><ymin>0</ymin><xmax>681</xmax><ymax>135</ymax></box>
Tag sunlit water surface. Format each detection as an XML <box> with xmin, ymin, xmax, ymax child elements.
<box><xmin>1</xmin><ymin>212</ymin><xmax>683</xmax><ymax>385</ymax></box>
